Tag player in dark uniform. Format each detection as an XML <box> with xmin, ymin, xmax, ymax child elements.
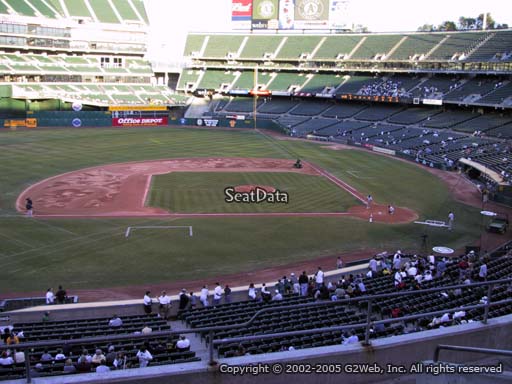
<box><xmin>25</xmin><ymin>198</ymin><xmax>33</xmax><ymax>217</ymax></box>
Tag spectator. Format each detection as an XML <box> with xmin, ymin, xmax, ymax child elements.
<box><xmin>76</xmin><ymin>354</ymin><xmax>92</xmax><ymax>372</ymax></box>
<box><xmin>213</xmin><ymin>283</ymin><xmax>222</xmax><ymax>306</ymax></box>
<box><xmin>0</xmin><ymin>351</ymin><xmax>14</xmax><ymax>366</ymax></box>
<box><xmin>290</xmin><ymin>273</ymin><xmax>299</xmax><ymax>294</ymax></box>
<box><xmin>248</xmin><ymin>283</ymin><xmax>256</xmax><ymax>300</ymax></box>
<box><xmin>96</xmin><ymin>359</ymin><xmax>110</xmax><ymax>373</ymax></box>
<box><xmin>176</xmin><ymin>336</ymin><xmax>190</xmax><ymax>351</ymax></box>
<box><xmin>106</xmin><ymin>345</ymin><xmax>116</xmax><ymax>366</ymax></box>
<box><xmin>158</xmin><ymin>291</ymin><xmax>171</xmax><ymax>320</ymax></box>
<box><xmin>368</xmin><ymin>257</ymin><xmax>378</xmax><ymax>274</ymax></box>
<box><xmin>261</xmin><ymin>283</ymin><xmax>271</xmax><ymax>302</ymax></box>
<box><xmin>55</xmin><ymin>348</ymin><xmax>66</xmax><ymax>361</ymax></box>
<box><xmin>78</xmin><ymin>349</ymin><xmax>92</xmax><ymax>363</ymax></box>
<box><xmin>108</xmin><ymin>314</ymin><xmax>123</xmax><ymax>328</ymax></box>
<box><xmin>178</xmin><ymin>289</ymin><xmax>189</xmax><ymax>311</ymax></box>
<box><xmin>342</xmin><ymin>331</ymin><xmax>359</xmax><ymax>345</ymax></box>
<box><xmin>40</xmin><ymin>349</ymin><xmax>53</xmax><ymax>362</ymax></box>
<box><xmin>479</xmin><ymin>260</ymin><xmax>488</xmax><ymax>281</ymax></box>
<box><xmin>6</xmin><ymin>332</ymin><xmax>19</xmax><ymax>345</ymax></box>
<box><xmin>113</xmin><ymin>352</ymin><xmax>126</xmax><ymax>370</ymax></box>
<box><xmin>299</xmin><ymin>271</ymin><xmax>309</xmax><ymax>297</ymax></box>
<box><xmin>272</xmin><ymin>290</ymin><xmax>283</xmax><ymax>301</ymax></box>
<box><xmin>55</xmin><ymin>285</ymin><xmax>67</xmax><ymax>304</ymax></box>
<box><xmin>92</xmin><ymin>349</ymin><xmax>105</xmax><ymax>365</ymax></box>
<box><xmin>42</xmin><ymin>311</ymin><xmax>51</xmax><ymax>323</ymax></box>
<box><xmin>200</xmin><ymin>285</ymin><xmax>209</xmax><ymax>307</ymax></box>
<box><xmin>224</xmin><ymin>285</ymin><xmax>232</xmax><ymax>303</ymax></box>
<box><xmin>136</xmin><ymin>346</ymin><xmax>153</xmax><ymax>368</ymax></box>
<box><xmin>143</xmin><ymin>291</ymin><xmax>152</xmax><ymax>314</ymax></box>
<box><xmin>13</xmin><ymin>349</ymin><xmax>25</xmax><ymax>364</ymax></box>
<box><xmin>315</xmin><ymin>267</ymin><xmax>324</xmax><ymax>289</ymax></box>
<box><xmin>188</xmin><ymin>291</ymin><xmax>196</xmax><ymax>309</ymax></box>
<box><xmin>141</xmin><ymin>324</ymin><xmax>152</xmax><ymax>335</ymax></box>
<box><xmin>46</xmin><ymin>288</ymin><xmax>55</xmax><ymax>305</ymax></box>
<box><xmin>30</xmin><ymin>363</ymin><xmax>44</xmax><ymax>377</ymax></box>
<box><xmin>63</xmin><ymin>358</ymin><xmax>76</xmax><ymax>373</ymax></box>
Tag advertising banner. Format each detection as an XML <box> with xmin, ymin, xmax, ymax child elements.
<box><xmin>112</xmin><ymin>117</ymin><xmax>168</xmax><ymax>127</ymax></box>
<box><xmin>278</xmin><ymin>0</ymin><xmax>295</xmax><ymax>29</ymax></box>
<box><xmin>232</xmin><ymin>0</ymin><xmax>252</xmax><ymax>29</ymax></box>
<box><xmin>329</xmin><ymin>0</ymin><xmax>349</xmax><ymax>29</ymax></box>
<box><xmin>293</xmin><ymin>0</ymin><xmax>329</xmax><ymax>29</ymax></box>
<box><xmin>252</xmin><ymin>0</ymin><xmax>279</xmax><ymax>29</ymax></box>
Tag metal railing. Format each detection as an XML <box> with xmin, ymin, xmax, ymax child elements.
<box><xmin>1</xmin><ymin>277</ymin><xmax>512</xmax><ymax>382</ymax></box>
<box><xmin>434</xmin><ymin>344</ymin><xmax>512</xmax><ymax>362</ymax></box>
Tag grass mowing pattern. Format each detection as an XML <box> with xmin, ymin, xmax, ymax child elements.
<box><xmin>148</xmin><ymin>172</ymin><xmax>359</xmax><ymax>213</ymax></box>
<box><xmin>0</xmin><ymin>127</ymin><xmax>482</xmax><ymax>293</ymax></box>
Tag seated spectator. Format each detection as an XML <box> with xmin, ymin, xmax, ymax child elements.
<box><xmin>113</xmin><ymin>352</ymin><xmax>126</xmax><ymax>370</ymax></box>
<box><xmin>105</xmin><ymin>345</ymin><xmax>116</xmax><ymax>366</ymax></box>
<box><xmin>96</xmin><ymin>359</ymin><xmax>110</xmax><ymax>373</ymax></box>
<box><xmin>76</xmin><ymin>355</ymin><xmax>92</xmax><ymax>373</ymax></box>
<box><xmin>30</xmin><ymin>363</ymin><xmax>45</xmax><ymax>377</ymax></box>
<box><xmin>91</xmin><ymin>349</ymin><xmax>105</xmax><ymax>365</ymax></box>
<box><xmin>42</xmin><ymin>311</ymin><xmax>51</xmax><ymax>323</ymax></box>
<box><xmin>272</xmin><ymin>290</ymin><xmax>283</xmax><ymax>301</ymax></box>
<box><xmin>176</xmin><ymin>335</ymin><xmax>191</xmax><ymax>351</ymax></box>
<box><xmin>13</xmin><ymin>349</ymin><xmax>25</xmax><ymax>364</ymax></box>
<box><xmin>55</xmin><ymin>348</ymin><xmax>66</xmax><ymax>361</ymax></box>
<box><xmin>63</xmin><ymin>358</ymin><xmax>76</xmax><ymax>374</ymax></box>
<box><xmin>6</xmin><ymin>332</ymin><xmax>19</xmax><ymax>345</ymax></box>
<box><xmin>40</xmin><ymin>349</ymin><xmax>53</xmax><ymax>362</ymax></box>
<box><xmin>261</xmin><ymin>284</ymin><xmax>271</xmax><ymax>302</ymax></box>
<box><xmin>78</xmin><ymin>349</ymin><xmax>92</xmax><ymax>363</ymax></box>
<box><xmin>136</xmin><ymin>346</ymin><xmax>153</xmax><ymax>368</ymax></box>
<box><xmin>235</xmin><ymin>344</ymin><xmax>247</xmax><ymax>356</ymax></box>
<box><xmin>341</xmin><ymin>331</ymin><xmax>359</xmax><ymax>345</ymax></box>
<box><xmin>108</xmin><ymin>314</ymin><xmax>123</xmax><ymax>327</ymax></box>
<box><xmin>0</xmin><ymin>351</ymin><xmax>14</xmax><ymax>366</ymax></box>
<box><xmin>141</xmin><ymin>324</ymin><xmax>152</xmax><ymax>334</ymax></box>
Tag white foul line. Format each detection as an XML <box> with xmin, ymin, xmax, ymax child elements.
<box><xmin>125</xmin><ymin>226</ymin><xmax>194</xmax><ymax>238</ymax></box>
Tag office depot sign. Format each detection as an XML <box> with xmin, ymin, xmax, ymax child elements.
<box><xmin>112</xmin><ymin>117</ymin><xmax>168</xmax><ymax>127</ymax></box>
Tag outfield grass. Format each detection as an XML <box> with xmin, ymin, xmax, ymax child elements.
<box><xmin>148</xmin><ymin>172</ymin><xmax>359</xmax><ymax>213</ymax></box>
<box><xmin>0</xmin><ymin>127</ymin><xmax>482</xmax><ymax>294</ymax></box>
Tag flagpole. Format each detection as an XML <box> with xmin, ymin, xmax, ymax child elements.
<box><xmin>253</xmin><ymin>64</ymin><xmax>258</xmax><ymax>130</ymax></box>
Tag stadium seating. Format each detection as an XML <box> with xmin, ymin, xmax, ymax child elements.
<box><xmin>467</xmin><ymin>30</ymin><xmax>512</xmax><ymax>62</ymax></box>
<box><xmin>267</xmin><ymin>72</ymin><xmax>308</xmax><ymax>92</ymax></box>
<box><xmin>176</xmin><ymin>252</ymin><xmax>512</xmax><ymax>358</ymax></box>
<box><xmin>0</xmin><ymin>313</ymin><xmax>200</xmax><ymax>381</ymax></box>
<box><xmin>239</xmin><ymin>35</ymin><xmax>283</xmax><ymax>59</ymax></box>
<box><xmin>388</xmin><ymin>34</ymin><xmax>446</xmax><ymax>60</ymax></box>
<box><xmin>388</xmin><ymin>108</ymin><xmax>441</xmax><ymax>125</ymax></box>
<box><xmin>350</xmin><ymin>35</ymin><xmax>402</xmax><ymax>60</ymax></box>
<box><xmin>203</xmin><ymin>35</ymin><xmax>246</xmax><ymax>59</ymax></box>
<box><xmin>313</xmin><ymin>35</ymin><xmax>363</xmax><ymax>60</ymax></box>
<box><xmin>477</xmin><ymin>82</ymin><xmax>512</xmax><ymax>106</ymax></box>
<box><xmin>276</xmin><ymin>36</ymin><xmax>322</xmax><ymax>60</ymax></box>
<box><xmin>354</xmin><ymin>105</ymin><xmax>404</xmax><ymax>121</ymax></box>
<box><xmin>300</xmin><ymin>74</ymin><xmax>342</xmax><ymax>94</ymax></box>
<box><xmin>422</xmin><ymin>110</ymin><xmax>477</xmax><ymax>128</ymax></box>
<box><xmin>444</xmin><ymin>78</ymin><xmax>502</xmax><ymax>102</ymax></box>
<box><xmin>428</xmin><ymin>32</ymin><xmax>488</xmax><ymax>60</ymax></box>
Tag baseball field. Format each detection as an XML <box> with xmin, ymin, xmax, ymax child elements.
<box><xmin>0</xmin><ymin>126</ymin><xmax>483</xmax><ymax>296</ymax></box>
